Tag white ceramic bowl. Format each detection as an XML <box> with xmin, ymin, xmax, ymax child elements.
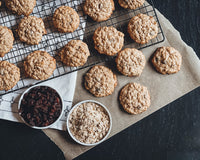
<box><xmin>18</xmin><ymin>85</ymin><xmax>64</xmax><ymax>129</ymax></box>
<box><xmin>67</xmin><ymin>100</ymin><xmax>112</xmax><ymax>146</ymax></box>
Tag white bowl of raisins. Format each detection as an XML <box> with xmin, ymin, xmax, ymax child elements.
<box><xmin>18</xmin><ymin>85</ymin><xmax>64</xmax><ymax>129</ymax></box>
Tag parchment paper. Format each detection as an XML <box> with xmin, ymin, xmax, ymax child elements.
<box><xmin>43</xmin><ymin>8</ymin><xmax>200</xmax><ymax>160</ymax></box>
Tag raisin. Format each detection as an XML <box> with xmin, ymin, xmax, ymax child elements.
<box><xmin>56</xmin><ymin>97</ymin><xmax>60</xmax><ymax>103</ymax></box>
<box><xmin>27</xmin><ymin>113</ymin><xmax>31</xmax><ymax>119</ymax></box>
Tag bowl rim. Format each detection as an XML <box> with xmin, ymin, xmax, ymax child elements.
<box><xmin>18</xmin><ymin>84</ymin><xmax>64</xmax><ymax>130</ymax></box>
<box><xmin>66</xmin><ymin>99</ymin><xmax>112</xmax><ymax>146</ymax></box>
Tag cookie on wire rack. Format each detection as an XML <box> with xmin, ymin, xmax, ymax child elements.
<box><xmin>17</xmin><ymin>16</ymin><xmax>47</xmax><ymax>45</ymax></box>
<box><xmin>59</xmin><ymin>40</ymin><xmax>90</xmax><ymax>67</ymax></box>
<box><xmin>119</xmin><ymin>83</ymin><xmax>150</xmax><ymax>114</ymax></box>
<box><xmin>84</xmin><ymin>65</ymin><xmax>117</xmax><ymax>97</ymax></box>
<box><xmin>5</xmin><ymin>0</ymin><xmax>36</xmax><ymax>16</ymax></box>
<box><xmin>93</xmin><ymin>26</ymin><xmax>124</xmax><ymax>56</ymax></box>
<box><xmin>128</xmin><ymin>13</ymin><xmax>158</xmax><ymax>44</ymax></box>
<box><xmin>0</xmin><ymin>61</ymin><xmax>20</xmax><ymax>91</ymax></box>
<box><xmin>151</xmin><ymin>46</ymin><xmax>182</xmax><ymax>74</ymax></box>
<box><xmin>118</xmin><ymin>0</ymin><xmax>145</xmax><ymax>10</ymax></box>
<box><xmin>115</xmin><ymin>48</ymin><xmax>146</xmax><ymax>77</ymax></box>
<box><xmin>0</xmin><ymin>26</ymin><xmax>14</xmax><ymax>57</ymax></box>
<box><xmin>53</xmin><ymin>6</ymin><xmax>80</xmax><ymax>33</ymax></box>
<box><xmin>24</xmin><ymin>51</ymin><xmax>56</xmax><ymax>80</ymax></box>
<box><xmin>83</xmin><ymin>0</ymin><xmax>115</xmax><ymax>22</ymax></box>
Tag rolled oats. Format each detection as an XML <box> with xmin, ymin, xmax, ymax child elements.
<box><xmin>69</xmin><ymin>102</ymin><xmax>110</xmax><ymax>144</ymax></box>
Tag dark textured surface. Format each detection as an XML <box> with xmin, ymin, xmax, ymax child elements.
<box><xmin>0</xmin><ymin>0</ymin><xmax>200</xmax><ymax>160</ymax></box>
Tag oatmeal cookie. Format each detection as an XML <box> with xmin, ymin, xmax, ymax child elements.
<box><xmin>116</xmin><ymin>48</ymin><xmax>146</xmax><ymax>76</ymax></box>
<box><xmin>0</xmin><ymin>26</ymin><xmax>14</xmax><ymax>57</ymax></box>
<box><xmin>0</xmin><ymin>61</ymin><xmax>20</xmax><ymax>91</ymax></box>
<box><xmin>151</xmin><ymin>46</ymin><xmax>182</xmax><ymax>74</ymax></box>
<box><xmin>5</xmin><ymin>0</ymin><xmax>36</xmax><ymax>16</ymax></box>
<box><xmin>53</xmin><ymin>6</ymin><xmax>80</xmax><ymax>33</ymax></box>
<box><xmin>128</xmin><ymin>13</ymin><xmax>158</xmax><ymax>44</ymax></box>
<box><xmin>17</xmin><ymin>16</ymin><xmax>47</xmax><ymax>45</ymax></box>
<box><xmin>84</xmin><ymin>0</ymin><xmax>115</xmax><ymax>22</ymax></box>
<box><xmin>59</xmin><ymin>40</ymin><xmax>90</xmax><ymax>67</ymax></box>
<box><xmin>118</xmin><ymin>0</ymin><xmax>145</xmax><ymax>9</ymax></box>
<box><xmin>84</xmin><ymin>65</ymin><xmax>117</xmax><ymax>97</ymax></box>
<box><xmin>119</xmin><ymin>83</ymin><xmax>150</xmax><ymax>114</ymax></box>
<box><xmin>24</xmin><ymin>51</ymin><xmax>56</xmax><ymax>80</ymax></box>
<box><xmin>93</xmin><ymin>26</ymin><xmax>124</xmax><ymax>56</ymax></box>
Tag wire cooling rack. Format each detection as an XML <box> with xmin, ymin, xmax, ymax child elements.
<box><xmin>0</xmin><ymin>0</ymin><xmax>164</xmax><ymax>96</ymax></box>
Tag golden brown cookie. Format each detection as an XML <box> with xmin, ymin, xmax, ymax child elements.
<box><xmin>0</xmin><ymin>61</ymin><xmax>20</xmax><ymax>91</ymax></box>
<box><xmin>59</xmin><ymin>40</ymin><xmax>90</xmax><ymax>67</ymax></box>
<box><xmin>24</xmin><ymin>51</ymin><xmax>56</xmax><ymax>80</ymax></box>
<box><xmin>119</xmin><ymin>83</ymin><xmax>150</xmax><ymax>114</ymax></box>
<box><xmin>17</xmin><ymin>16</ymin><xmax>47</xmax><ymax>45</ymax></box>
<box><xmin>84</xmin><ymin>65</ymin><xmax>117</xmax><ymax>97</ymax></box>
<box><xmin>116</xmin><ymin>48</ymin><xmax>146</xmax><ymax>76</ymax></box>
<box><xmin>5</xmin><ymin>0</ymin><xmax>36</xmax><ymax>16</ymax></box>
<box><xmin>118</xmin><ymin>0</ymin><xmax>145</xmax><ymax>9</ymax></box>
<box><xmin>128</xmin><ymin>13</ymin><xmax>158</xmax><ymax>44</ymax></box>
<box><xmin>0</xmin><ymin>26</ymin><xmax>14</xmax><ymax>57</ymax></box>
<box><xmin>151</xmin><ymin>46</ymin><xmax>182</xmax><ymax>74</ymax></box>
<box><xmin>84</xmin><ymin>0</ymin><xmax>115</xmax><ymax>22</ymax></box>
<box><xmin>53</xmin><ymin>6</ymin><xmax>80</xmax><ymax>33</ymax></box>
<box><xmin>93</xmin><ymin>26</ymin><xmax>124</xmax><ymax>56</ymax></box>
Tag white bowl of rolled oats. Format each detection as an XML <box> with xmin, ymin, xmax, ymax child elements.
<box><xmin>67</xmin><ymin>100</ymin><xmax>112</xmax><ymax>146</ymax></box>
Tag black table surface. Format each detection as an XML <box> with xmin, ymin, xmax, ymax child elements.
<box><xmin>0</xmin><ymin>0</ymin><xmax>200</xmax><ymax>160</ymax></box>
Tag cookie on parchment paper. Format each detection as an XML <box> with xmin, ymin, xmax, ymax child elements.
<box><xmin>0</xmin><ymin>26</ymin><xmax>14</xmax><ymax>57</ymax></box>
<box><xmin>17</xmin><ymin>16</ymin><xmax>47</xmax><ymax>45</ymax></box>
<box><xmin>0</xmin><ymin>61</ymin><xmax>20</xmax><ymax>91</ymax></box>
<box><xmin>119</xmin><ymin>83</ymin><xmax>150</xmax><ymax>114</ymax></box>
<box><xmin>118</xmin><ymin>0</ymin><xmax>145</xmax><ymax>10</ymax></box>
<box><xmin>151</xmin><ymin>46</ymin><xmax>182</xmax><ymax>74</ymax></box>
<box><xmin>84</xmin><ymin>0</ymin><xmax>115</xmax><ymax>22</ymax></box>
<box><xmin>115</xmin><ymin>48</ymin><xmax>146</xmax><ymax>77</ymax></box>
<box><xmin>128</xmin><ymin>13</ymin><xmax>158</xmax><ymax>44</ymax></box>
<box><xmin>5</xmin><ymin>0</ymin><xmax>36</xmax><ymax>16</ymax></box>
<box><xmin>24</xmin><ymin>51</ymin><xmax>56</xmax><ymax>80</ymax></box>
<box><xmin>93</xmin><ymin>26</ymin><xmax>124</xmax><ymax>56</ymax></box>
<box><xmin>84</xmin><ymin>65</ymin><xmax>117</xmax><ymax>97</ymax></box>
<box><xmin>53</xmin><ymin>6</ymin><xmax>80</xmax><ymax>33</ymax></box>
<box><xmin>59</xmin><ymin>40</ymin><xmax>90</xmax><ymax>67</ymax></box>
